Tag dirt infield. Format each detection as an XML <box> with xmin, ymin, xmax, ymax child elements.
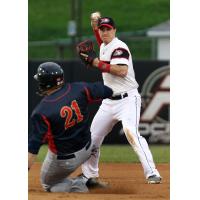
<box><xmin>29</xmin><ymin>163</ymin><xmax>169</xmax><ymax>200</ymax></box>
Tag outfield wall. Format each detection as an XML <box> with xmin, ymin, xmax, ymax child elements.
<box><xmin>28</xmin><ymin>60</ymin><xmax>170</xmax><ymax>144</ymax></box>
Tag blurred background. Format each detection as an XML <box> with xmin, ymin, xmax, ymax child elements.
<box><xmin>29</xmin><ymin>0</ymin><xmax>169</xmax><ymax>60</ymax></box>
<box><xmin>28</xmin><ymin>0</ymin><xmax>170</xmax><ymax>162</ymax></box>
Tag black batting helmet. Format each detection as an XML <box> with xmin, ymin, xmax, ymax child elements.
<box><xmin>34</xmin><ymin>62</ymin><xmax>64</xmax><ymax>96</ymax></box>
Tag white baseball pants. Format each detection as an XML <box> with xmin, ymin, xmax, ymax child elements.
<box><xmin>82</xmin><ymin>89</ymin><xmax>160</xmax><ymax>179</ymax></box>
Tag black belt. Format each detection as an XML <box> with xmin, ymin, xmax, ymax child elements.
<box><xmin>109</xmin><ymin>93</ymin><xmax>128</xmax><ymax>100</ymax></box>
<box><xmin>57</xmin><ymin>139</ymin><xmax>91</xmax><ymax>160</ymax></box>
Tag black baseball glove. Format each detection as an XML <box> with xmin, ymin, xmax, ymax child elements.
<box><xmin>76</xmin><ymin>40</ymin><xmax>97</xmax><ymax>66</ymax></box>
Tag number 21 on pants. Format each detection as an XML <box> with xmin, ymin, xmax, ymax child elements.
<box><xmin>60</xmin><ymin>100</ymin><xmax>83</xmax><ymax>129</ymax></box>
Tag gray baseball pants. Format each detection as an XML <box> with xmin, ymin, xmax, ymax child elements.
<box><xmin>40</xmin><ymin>140</ymin><xmax>92</xmax><ymax>193</ymax></box>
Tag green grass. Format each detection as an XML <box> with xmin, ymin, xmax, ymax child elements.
<box><xmin>28</xmin><ymin>0</ymin><xmax>169</xmax><ymax>59</ymax></box>
<box><xmin>37</xmin><ymin>144</ymin><xmax>170</xmax><ymax>163</ymax></box>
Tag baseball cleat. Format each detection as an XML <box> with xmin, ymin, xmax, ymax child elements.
<box><xmin>147</xmin><ymin>175</ymin><xmax>162</xmax><ymax>184</ymax></box>
<box><xmin>86</xmin><ymin>177</ymin><xmax>109</xmax><ymax>189</ymax></box>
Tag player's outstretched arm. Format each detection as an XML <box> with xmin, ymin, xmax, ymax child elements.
<box><xmin>90</xmin><ymin>12</ymin><xmax>102</xmax><ymax>47</ymax></box>
<box><xmin>84</xmin><ymin>82</ymin><xmax>113</xmax><ymax>102</ymax></box>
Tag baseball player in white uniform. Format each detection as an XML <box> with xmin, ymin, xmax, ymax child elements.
<box><xmin>80</xmin><ymin>13</ymin><xmax>162</xmax><ymax>187</ymax></box>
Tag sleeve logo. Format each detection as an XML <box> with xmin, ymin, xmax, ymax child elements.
<box><xmin>113</xmin><ymin>49</ymin><xmax>123</xmax><ymax>56</ymax></box>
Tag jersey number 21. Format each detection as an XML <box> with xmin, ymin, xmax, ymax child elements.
<box><xmin>60</xmin><ymin>100</ymin><xmax>83</xmax><ymax>129</ymax></box>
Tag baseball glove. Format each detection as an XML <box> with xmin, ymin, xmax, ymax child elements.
<box><xmin>76</xmin><ymin>40</ymin><xmax>97</xmax><ymax>66</ymax></box>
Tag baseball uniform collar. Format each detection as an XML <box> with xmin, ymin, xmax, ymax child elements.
<box><xmin>103</xmin><ymin>37</ymin><xmax>118</xmax><ymax>47</ymax></box>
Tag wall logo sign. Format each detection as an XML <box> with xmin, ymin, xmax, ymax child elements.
<box><xmin>140</xmin><ymin>65</ymin><xmax>170</xmax><ymax>143</ymax></box>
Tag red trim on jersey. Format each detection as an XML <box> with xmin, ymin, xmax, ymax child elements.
<box><xmin>41</xmin><ymin>115</ymin><xmax>57</xmax><ymax>154</ymax></box>
<box><xmin>93</xmin><ymin>28</ymin><xmax>102</xmax><ymax>47</ymax></box>
<box><xmin>84</xmin><ymin>87</ymin><xmax>102</xmax><ymax>103</ymax></box>
<box><xmin>44</xmin><ymin>84</ymin><xmax>71</xmax><ymax>103</ymax></box>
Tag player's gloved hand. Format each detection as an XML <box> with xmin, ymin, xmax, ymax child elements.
<box><xmin>76</xmin><ymin>39</ymin><xmax>98</xmax><ymax>67</ymax></box>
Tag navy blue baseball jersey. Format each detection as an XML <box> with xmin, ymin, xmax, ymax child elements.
<box><xmin>28</xmin><ymin>82</ymin><xmax>113</xmax><ymax>155</ymax></box>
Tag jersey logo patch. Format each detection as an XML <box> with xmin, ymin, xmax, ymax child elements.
<box><xmin>113</xmin><ymin>49</ymin><xmax>123</xmax><ymax>56</ymax></box>
<box><xmin>111</xmin><ymin>48</ymin><xmax>129</xmax><ymax>60</ymax></box>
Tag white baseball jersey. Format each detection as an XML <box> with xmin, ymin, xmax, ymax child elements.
<box><xmin>99</xmin><ymin>37</ymin><xmax>139</xmax><ymax>95</ymax></box>
<box><xmin>81</xmin><ymin>34</ymin><xmax>161</xmax><ymax>181</ymax></box>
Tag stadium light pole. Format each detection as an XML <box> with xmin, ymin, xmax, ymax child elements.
<box><xmin>77</xmin><ymin>0</ymin><xmax>82</xmax><ymax>43</ymax></box>
<box><xmin>68</xmin><ymin>0</ymin><xmax>77</xmax><ymax>58</ymax></box>
<box><xmin>67</xmin><ymin>0</ymin><xmax>83</xmax><ymax>58</ymax></box>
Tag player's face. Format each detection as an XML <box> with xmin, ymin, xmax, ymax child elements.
<box><xmin>99</xmin><ymin>26</ymin><xmax>116</xmax><ymax>44</ymax></box>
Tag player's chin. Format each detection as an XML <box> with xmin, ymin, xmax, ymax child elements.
<box><xmin>102</xmin><ymin>38</ymin><xmax>111</xmax><ymax>44</ymax></box>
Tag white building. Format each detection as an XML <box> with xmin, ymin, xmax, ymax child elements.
<box><xmin>147</xmin><ymin>20</ymin><xmax>170</xmax><ymax>60</ymax></box>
